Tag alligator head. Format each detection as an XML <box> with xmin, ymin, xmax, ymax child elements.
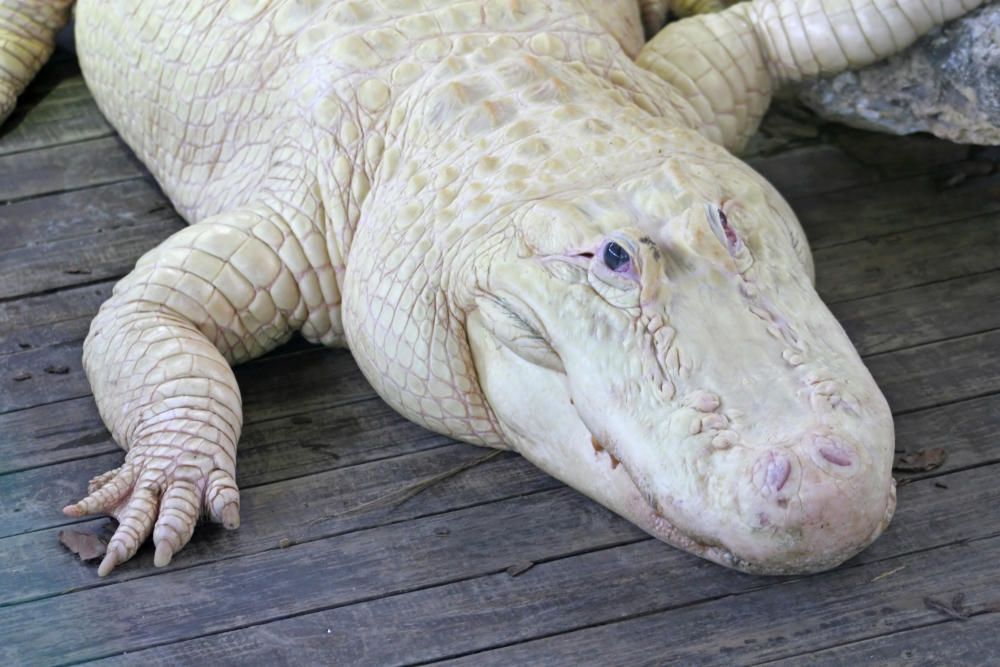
<box><xmin>464</xmin><ymin>134</ymin><xmax>896</xmax><ymax>575</ymax></box>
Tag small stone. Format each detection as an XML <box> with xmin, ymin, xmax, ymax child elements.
<box><xmin>13</xmin><ymin>371</ymin><xmax>32</xmax><ymax>381</ymax></box>
<box><xmin>278</xmin><ymin>537</ymin><xmax>293</xmax><ymax>548</ymax></box>
<box><xmin>434</xmin><ymin>527</ymin><xmax>450</xmax><ymax>536</ymax></box>
<box><xmin>44</xmin><ymin>365</ymin><xmax>71</xmax><ymax>375</ymax></box>
<box><xmin>798</xmin><ymin>5</ymin><xmax>1000</xmax><ymax>145</ymax></box>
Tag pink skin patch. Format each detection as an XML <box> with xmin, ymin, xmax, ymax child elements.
<box><xmin>718</xmin><ymin>209</ymin><xmax>740</xmax><ymax>249</ymax></box>
<box><xmin>816</xmin><ymin>436</ymin><xmax>854</xmax><ymax>467</ymax></box>
<box><xmin>764</xmin><ymin>453</ymin><xmax>791</xmax><ymax>492</ymax></box>
<box><xmin>754</xmin><ymin>451</ymin><xmax>791</xmax><ymax>497</ymax></box>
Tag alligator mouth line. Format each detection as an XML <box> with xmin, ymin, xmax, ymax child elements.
<box><xmin>591</xmin><ymin>432</ymin><xmax>752</xmax><ymax>572</ymax></box>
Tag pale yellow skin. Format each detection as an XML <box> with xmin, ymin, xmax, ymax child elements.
<box><xmin>0</xmin><ymin>0</ymin><xmax>982</xmax><ymax>577</ymax></box>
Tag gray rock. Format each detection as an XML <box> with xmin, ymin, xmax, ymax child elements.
<box><xmin>796</xmin><ymin>4</ymin><xmax>1000</xmax><ymax>145</ymax></box>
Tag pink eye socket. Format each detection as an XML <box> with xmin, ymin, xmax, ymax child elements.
<box><xmin>718</xmin><ymin>209</ymin><xmax>739</xmax><ymax>248</ymax></box>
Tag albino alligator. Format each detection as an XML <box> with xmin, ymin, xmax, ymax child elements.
<box><xmin>1</xmin><ymin>0</ymin><xmax>981</xmax><ymax>577</ymax></box>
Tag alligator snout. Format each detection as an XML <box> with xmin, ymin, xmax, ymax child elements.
<box><xmin>732</xmin><ymin>429</ymin><xmax>895</xmax><ymax>573</ymax></box>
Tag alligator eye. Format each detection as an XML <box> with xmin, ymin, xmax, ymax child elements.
<box><xmin>603</xmin><ymin>241</ymin><xmax>631</xmax><ymax>272</ymax></box>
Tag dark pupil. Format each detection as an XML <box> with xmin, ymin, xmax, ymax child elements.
<box><xmin>603</xmin><ymin>242</ymin><xmax>630</xmax><ymax>271</ymax></box>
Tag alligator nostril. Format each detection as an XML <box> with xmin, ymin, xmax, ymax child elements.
<box><xmin>754</xmin><ymin>452</ymin><xmax>791</xmax><ymax>495</ymax></box>
<box><xmin>765</xmin><ymin>453</ymin><xmax>791</xmax><ymax>491</ymax></box>
<box><xmin>817</xmin><ymin>436</ymin><xmax>853</xmax><ymax>467</ymax></box>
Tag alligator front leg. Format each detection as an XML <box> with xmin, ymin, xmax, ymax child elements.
<box><xmin>65</xmin><ymin>199</ymin><xmax>335</xmax><ymax>575</ymax></box>
<box><xmin>0</xmin><ymin>0</ymin><xmax>73</xmax><ymax>124</ymax></box>
<box><xmin>637</xmin><ymin>0</ymin><xmax>985</xmax><ymax>152</ymax></box>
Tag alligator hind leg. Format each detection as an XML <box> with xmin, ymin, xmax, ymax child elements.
<box><xmin>637</xmin><ymin>0</ymin><xmax>986</xmax><ymax>152</ymax></box>
<box><xmin>0</xmin><ymin>0</ymin><xmax>74</xmax><ymax>124</ymax></box>
<box><xmin>65</xmin><ymin>195</ymin><xmax>339</xmax><ymax>575</ymax></box>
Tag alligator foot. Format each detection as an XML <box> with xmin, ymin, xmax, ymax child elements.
<box><xmin>63</xmin><ymin>447</ymin><xmax>240</xmax><ymax>576</ymax></box>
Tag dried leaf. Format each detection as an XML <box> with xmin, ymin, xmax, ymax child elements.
<box><xmin>59</xmin><ymin>528</ymin><xmax>108</xmax><ymax>562</ymax></box>
<box><xmin>893</xmin><ymin>448</ymin><xmax>947</xmax><ymax>473</ymax></box>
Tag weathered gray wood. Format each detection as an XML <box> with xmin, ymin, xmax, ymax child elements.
<box><xmin>0</xmin><ymin>445</ymin><xmax>547</xmax><ymax>607</ymax></box>
<box><xmin>832</xmin><ymin>270</ymin><xmax>1000</xmax><ymax>356</ymax></box>
<box><xmin>0</xmin><ymin>177</ymin><xmax>174</xmax><ymax>250</ymax></box>
<box><xmin>0</xmin><ymin>337</ymin><xmax>318</xmax><ymax>474</ymax></box>
<box><xmin>866</xmin><ymin>329</ymin><xmax>1000</xmax><ymax>413</ymax></box>
<box><xmin>0</xmin><ymin>182</ymin><xmax>183</xmax><ymax>300</ymax></box>
<box><xmin>0</xmin><ymin>135</ymin><xmax>144</xmax><ymax>203</ymax></box>
<box><xmin>0</xmin><ymin>61</ymin><xmax>112</xmax><ymax>156</ymax></box>
<box><xmin>82</xmin><ymin>463</ymin><xmax>1000</xmax><ymax>667</ymax></box>
<box><xmin>764</xmin><ymin>613</ymin><xmax>1000</xmax><ymax>666</ymax></box>
<box><xmin>748</xmin><ymin>144</ymin><xmax>881</xmax><ymax>197</ymax></box>
<box><xmin>0</xmin><ymin>386</ymin><xmax>448</xmax><ymax>536</ymax></box>
<box><xmin>892</xmin><ymin>393</ymin><xmax>1000</xmax><ymax>479</ymax></box>
<box><xmin>435</xmin><ymin>533</ymin><xmax>1000</xmax><ymax>667</ymax></box>
<box><xmin>4</xmin><ymin>316</ymin><xmax>996</xmax><ymax>535</ymax></box>
<box><xmin>829</xmin><ymin>125</ymin><xmax>973</xmax><ymax>177</ymax></box>
<box><xmin>0</xmin><ymin>281</ymin><xmax>114</xmax><ymax>356</ymax></box>
<box><xmin>792</xmin><ymin>170</ymin><xmax>1000</xmax><ymax>250</ymax></box>
<box><xmin>0</xmin><ymin>486</ymin><xmax>645</xmax><ymax>665</ymax></box>
<box><xmin>815</xmin><ymin>214</ymin><xmax>1000</xmax><ymax>303</ymax></box>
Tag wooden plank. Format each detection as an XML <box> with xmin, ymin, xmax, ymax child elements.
<box><xmin>0</xmin><ymin>376</ymin><xmax>441</xmax><ymax>535</ymax></box>
<box><xmin>833</xmin><ymin>270</ymin><xmax>1000</xmax><ymax>356</ymax></box>
<box><xmin>791</xmin><ymin>170</ymin><xmax>1000</xmax><ymax>250</ymax></box>
<box><xmin>0</xmin><ymin>487</ymin><xmax>645</xmax><ymax>665</ymax></box>
<box><xmin>748</xmin><ymin>144</ymin><xmax>880</xmax><ymax>198</ymax></box>
<box><xmin>0</xmin><ymin>281</ymin><xmax>114</xmax><ymax>356</ymax></box>
<box><xmin>829</xmin><ymin>126</ymin><xmax>973</xmax><ymax>177</ymax></box>
<box><xmin>866</xmin><ymin>329</ymin><xmax>1000</xmax><ymax>414</ymax></box>
<box><xmin>0</xmin><ymin>330</ymin><xmax>361</xmax><ymax>414</ymax></box>
<box><xmin>763</xmin><ymin>613</ymin><xmax>1000</xmax><ymax>666</ymax></box>
<box><xmin>746</xmin><ymin>130</ymin><xmax>969</xmax><ymax>198</ymax></box>
<box><xmin>0</xmin><ymin>370</ymin><xmax>1000</xmax><ymax>604</ymax></box>
<box><xmin>0</xmin><ymin>177</ymin><xmax>174</xmax><ymax>250</ymax></box>
<box><xmin>815</xmin><ymin>214</ymin><xmax>1000</xmax><ymax>304</ymax></box>
<box><xmin>0</xmin><ymin>445</ymin><xmax>547</xmax><ymax>607</ymax></box>
<box><xmin>79</xmin><ymin>463</ymin><xmax>1000</xmax><ymax>666</ymax></box>
<box><xmin>892</xmin><ymin>393</ymin><xmax>1000</xmax><ymax>480</ymax></box>
<box><xmin>0</xmin><ymin>181</ymin><xmax>183</xmax><ymax>299</ymax></box>
<box><xmin>434</xmin><ymin>534</ymin><xmax>1000</xmax><ymax>667</ymax></box>
<box><xmin>0</xmin><ymin>135</ymin><xmax>144</xmax><ymax>203</ymax></box>
<box><xmin>0</xmin><ymin>61</ymin><xmax>112</xmax><ymax>157</ymax></box>
<box><xmin>2</xmin><ymin>320</ymin><xmax>994</xmax><ymax>532</ymax></box>
<box><xmin>1</xmin><ymin>342</ymin><xmax>89</xmax><ymax>413</ymax></box>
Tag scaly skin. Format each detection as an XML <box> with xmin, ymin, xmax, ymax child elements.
<box><xmin>0</xmin><ymin>0</ymin><xmax>982</xmax><ymax>576</ymax></box>
<box><xmin>0</xmin><ymin>0</ymin><xmax>73</xmax><ymax>122</ymax></box>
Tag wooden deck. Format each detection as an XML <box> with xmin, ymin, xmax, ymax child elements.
<box><xmin>2</xmin><ymin>51</ymin><xmax>1000</xmax><ymax>666</ymax></box>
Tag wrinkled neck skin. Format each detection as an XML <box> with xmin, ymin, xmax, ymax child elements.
<box><xmin>343</xmin><ymin>37</ymin><xmax>895</xmax><ymax>576</ymax></box>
